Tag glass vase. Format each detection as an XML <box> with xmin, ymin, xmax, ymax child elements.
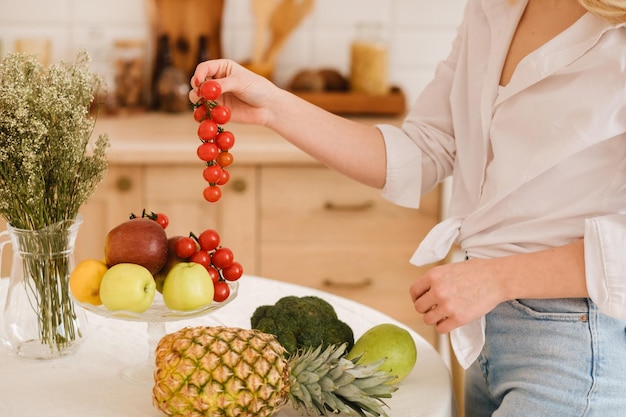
<box><xmin>0</xmin><ymin>216</ymin><xmax>86</xmax><ymax>360</ymax></box>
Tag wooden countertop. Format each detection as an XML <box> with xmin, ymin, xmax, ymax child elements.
<box><xmin>92</xmin><ymin>111</ymin><xmax>400</xmax><ymax>165</ymax></box>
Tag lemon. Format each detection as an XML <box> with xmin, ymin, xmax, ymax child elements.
<box><xmin>69</xmin><ymin>259</ymin><xmax>108</xmax><ymax>306</ymax></box>
<box><xmin>346</xmin><ymin>323</ymin><xmax>417</xmax><ymax>384</ymax></box>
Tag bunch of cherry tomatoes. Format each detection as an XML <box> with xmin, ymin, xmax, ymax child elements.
<box><xmin>193</xmin><ymin>80</ymin><xmax>234</xmax><ymax>203</ymax></box>
<box><xmin>187</xmin><ymin>79</ymin><xmax>243</xmax><ymax>301</ymax></box>
<box><xmin>138</xmin><ymin>209</ymin><xmax>243</xmax><ymax>303</ymax></box>
<box><xmin>172</xmin><ymin>228</ymin><xmax>243</xmax><ymax>302</ymax></box>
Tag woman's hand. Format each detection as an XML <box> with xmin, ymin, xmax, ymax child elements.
<box><xmin>189</xmin><ymin>59</ymin><xmax>280</xmax><ymax>127</ymax></box>
<box><xmin>190</xmin><ymin>59</ymin><xmax>388</xmax><ymax>189</ymax></box>
<box><xmin>410</xmin><ymin>258</ymin><xmax>507</xmax><ymax>334</ymax></box>
<box><xmin>410</xmin><ymin>240</ymin><xmax>588</xmax><ymax>334</ymax></box>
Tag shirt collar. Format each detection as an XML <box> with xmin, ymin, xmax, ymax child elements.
<box><xmin>494</xmin><ymin>5</ymin><xmax>623</xmax><ymax>105</ymax></box>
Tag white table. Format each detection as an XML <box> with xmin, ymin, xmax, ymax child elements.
<box><xmin>0</xmin><ymin>275</ymin><xmax>457</xmax><ymax>417</ymax></box>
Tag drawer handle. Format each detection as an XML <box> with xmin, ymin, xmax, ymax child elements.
<box><xmin>322</xmin><ymin>277</ymin><xmax>372</xmax><ymax>289</ymax></box>
<box><xmin>116</xmin><ymin>176</ymin><xmax>133</xmax><ymax>192</ymax></box>
<box><xmin>324</xmin><ymin>200</ymin><xmax>374</xmax><ymax>212</ymax></box>
<box><xmin>231</xmin><ymin>178</ymin><xmax>247</xmax><ymax>193</ymax></box>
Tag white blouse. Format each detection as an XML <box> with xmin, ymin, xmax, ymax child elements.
<box><xmin>378</xmin><ymin>0</ymin><xmax>626</xmax><ymax>369</ymax></box>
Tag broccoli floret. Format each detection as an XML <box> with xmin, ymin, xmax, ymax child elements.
<box><xmin>250</xmin><ymin>295</ymin><xmax>354</xmax><ymax>355</ymax></box>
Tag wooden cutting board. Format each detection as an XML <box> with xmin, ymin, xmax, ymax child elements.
<box><xmin>146</xmin><ymin>0</ymin><xmax>225</xmax><ymax>79</ymax></box>
<box><xmin>292</xmin><ymin>87</ymin><xmax>407</xmax><ymax>116</ymax></box>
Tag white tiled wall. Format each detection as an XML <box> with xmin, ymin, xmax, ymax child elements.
<box><xmin>0</xmin><ymin>0</ymin><xmax>466</xmax><ymax>105</ymax></box>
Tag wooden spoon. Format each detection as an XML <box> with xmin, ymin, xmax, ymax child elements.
<box><xmin>262</xmin><ymin>0</ymin><xmax>314</xmax><ymax>69</ymax></box>
<box><xmin>251</xmin><ymin>0</ymin><xmax>279</xmax><ymax>64</ymax></box>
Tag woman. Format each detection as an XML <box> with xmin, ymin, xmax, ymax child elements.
<box><xmin>190</xmin><ymin>0</ymin><xmax>626</xmax><ymax>415</ymax></box>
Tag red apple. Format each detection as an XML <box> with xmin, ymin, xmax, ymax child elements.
<box><xmin>104</xmin><ymin>218</ymin><xmax>168</xmax><ymax>275</ymax></box>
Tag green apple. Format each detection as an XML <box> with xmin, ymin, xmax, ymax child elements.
<box><xmin>346</xmin><ymin>323</ymin><xmax>417</xmax><ymax>384</ymax></box>
<box><xmin>99</xmin><ymin>263</ymin><xmax>156</xmax><ymax>313</ymax></box>
<box><xmin>162</xmin><ymin>262</ymin><xmax>214</xmax><ymax>311</ymax></box>
<box><xmin>154</xmin><ymin>236</ymin><xmax>187</xmax><ymax>293</ymax></box>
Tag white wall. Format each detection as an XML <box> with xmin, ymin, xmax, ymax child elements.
<box><xmin>0</xmin><ymin>0</ymin><xmax>466</xmax><ymax>105</ymax></box>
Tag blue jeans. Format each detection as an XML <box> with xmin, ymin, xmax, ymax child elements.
<box><xmin>465</xmin><ymin>298</ymin><xmax>626</xmax><ymax>417</ymax></box>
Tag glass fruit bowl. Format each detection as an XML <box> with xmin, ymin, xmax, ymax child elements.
<box><xmin>76</xmin><ymin>280</ymin><xmax>239</xmax><ymax>321</ymax></box>
<box><xmin>75</xmin><ymin>280</ymin><xmax>239</xmax><ymax>385</ymax></box>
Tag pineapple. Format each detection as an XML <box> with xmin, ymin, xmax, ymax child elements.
<box><xmin>153</xmin><ymin>326</ymin><xmax>398</xmax><ymax>417</ymax></box>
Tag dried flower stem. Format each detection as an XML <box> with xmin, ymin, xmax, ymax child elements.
<box><xmin>0</xmin><ymin>50</ymin><xmax>109</xmax><ymax>352</ymax></box>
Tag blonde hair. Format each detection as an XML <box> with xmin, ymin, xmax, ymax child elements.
<box><xmin>578</xmin><ymin>0</ymin><xmax>626</xmax><ymax>23</ymax></box>
<box><xmin>508</xmin><ymin>0</ymin><xmax>626</xmax><ymax>23</ymax></box>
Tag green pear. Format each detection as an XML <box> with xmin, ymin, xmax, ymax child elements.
<box><xmin>346</xmin><ymin>323</ymin><xmax>417</xmax><ymax>384</ymax></box>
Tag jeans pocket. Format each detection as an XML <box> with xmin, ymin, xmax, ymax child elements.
<box><xmin>508</xmin><ymin>298</ymin><xmax>588</xmax><ymax>321</ymax></box>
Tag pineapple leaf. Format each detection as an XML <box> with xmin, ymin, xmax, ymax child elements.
<box><xmin>286</xmin><ymin>343</ymin><xmax>397</xmax><ymax>417</ymax></box>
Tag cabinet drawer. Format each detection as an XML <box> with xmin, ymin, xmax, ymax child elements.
<box><xmin>144</xmin><ymin>165</ymin><xmax>259</xmax><ymax>273</ymax></box>
<box><xmin>261</xmin><ymin>167</ymin><xmax>439</xmax><ymax>243</ymax></box>
<box><xmin>260</xmin><ymin>241</ymin><xmax>419</xmax><ymax>290</ymax></box>
<box><xmin>260</xmin><ymin>242</ymin><xmax>437</xmax><ymax>346</ymax></box>
<box><xmin>259</xmin><ymin>165</ymin><xmax>441</xmax><ymax>347</ymax></box>
<box><xmin>77</xmin><ymin>166</ymin><xmax>144</xmax><ymax>261</ymax></box>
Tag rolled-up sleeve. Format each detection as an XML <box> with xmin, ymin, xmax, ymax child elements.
<box><xmin>378</xmin><ymin>124</ymin><xmax>424</xmax><ymax>209</ymax></box>
<box><xmin>584</xmin><ymin>214</ymin><xmax>626</xmax><ymax>319</ymax></box>
<box><xmin>376</xmin><ymin>13</ymin><xmax>464</xmax><ymax>210</ymax></box>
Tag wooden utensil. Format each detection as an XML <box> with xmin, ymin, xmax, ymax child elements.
<box><xmin>262</xmin><ymin>0</ymin><xmax>314</xmax><ymax>69</ymax></box>
<box><xmin>251</xmin><ymin>0</ymin><xmax>279</xmax><ymax>64</ymax></box>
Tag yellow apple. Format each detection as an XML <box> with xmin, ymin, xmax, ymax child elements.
<box><xmin>162</xmin><ymin>262</ymin><xmax>214</xmax><ymax>311</ymax></box>
<box><xmin>346</xmin><ymin>323</ymin><xmax>417</xmax><ymax>384</ymax></box>
<box><xmin>99</xmin><ymin>263</ymin><xmax>156</xmax><ymax>313</ymax></box>
<box><xmin>69</xmin><ymin>259</ymin><xmax>108</xmax><ymax>305</ymax></box>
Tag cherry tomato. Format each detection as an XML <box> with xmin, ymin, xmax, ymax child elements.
<box><xmin>211</xmin><ymin>247</ymin><xmax>234</xmax><ymax>269</ymax></box>
<box><xmin>193</xmin><ymin>105</ymin><xmax>208</xmax><ymax>123</ymax></box>
<box><xmin>203</xmin><ymin>185</ymin><xmax>222</xmax><ymax>203</ymax></box>
<box><xmin>197</xmin><ymin>142</ymin><xmax>219</xmax><ymax>161</ymax></box>
<box><xmin>216</xmin><ymin>151</ymin><xmax>234</xmax><ymax>167</ymax></box>
<box><xmin>222</xmin><ymin>261</ymin><xmax>243</xmax><ymax>281</ymax></box>
<box><xmin>216</xmin><ymin>168</ymin><xmax>230</xmax><ymax>185</ymax></box>
<box><xmin>215</xmin><ymin>131</ymin><xmax>235</xmax><ymax>151</ymax></box>
<box><xmin>198</xmin><ymin>119</ymin><xmax>219</xmax><ymax>140</ymax></box>
<box><xmin>202</xmin><ymin>165</ymin><xmax>223</xmax><ymax>183</ymax></box>
<box><xmin>199</xmin><ymin>80</ymin><xmax>221</xmax><ymax>101</ymax></box>
<box><xmin>174</xmin><ymin>236</ymin><xmax>197</xmax><ymax>259</ymax></box>
<box><xmin>210</xmin><ymin>105</ymin><xmax>231</xmax><ymax>125</ymax></box>
<box><xmin>206</xmin><ymin>266</ymin><xmax>220</xmax><ymax>284</ymax></box>
<box><xmin>154</xmin><ymin>212</ymin><xmax>169</xmax><ymax>229</ymax></box>
<box><xmin>213</xmin><ymin>281</ymin><xmax>230</xmax><ymax>302</ymax></box>
<box><xmin>189</xmin><ymin>250</ymin><xmax>211</xmax><ymax>269</ymax></box>
<box><xmin>198</xmin><ymin>229</ymin><xmax>220</xmax><ymax>251</ymax></box>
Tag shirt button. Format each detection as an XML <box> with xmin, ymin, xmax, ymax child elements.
<box><xmin>580</xmin><ymin>314</ymin><xmax>588</xmax><ymax>322</ymax></box>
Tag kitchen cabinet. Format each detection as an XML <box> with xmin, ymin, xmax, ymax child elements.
<box><xmin>259</xmin><ymin>166</ymin><xmax>441</xmax><ymax>341</ymax></box>
<box><xmin>77</xmin><ymin>166</ymin><xmax>259</xmax><ymax>275</ymax></box>
<box><xmin>74</xmin><ymin>113</ymin><xmax>442</xmax><ymax>347</ymax></box>
<box><xmin>76</xmin><ymin>166</ymin><xmax>143</xmax><ymax>262</ymax></box>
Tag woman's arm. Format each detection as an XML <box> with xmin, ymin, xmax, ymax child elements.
<box><xmin>410</xmin><ymin>239</ymin><xmax>587</xmax><ymax>334</ymax></box>
<box><xmin>190</xmin><ymin>60</ymin><xmax>387</xmax><ymax>189</ymax></box>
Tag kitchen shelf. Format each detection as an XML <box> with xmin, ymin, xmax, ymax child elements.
<box><xmin>292</xmin><ymin>87</ymin><xmax>406</xmax><ymax>116</ymax></box>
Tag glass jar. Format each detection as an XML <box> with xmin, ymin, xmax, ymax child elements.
<box><xmin>112</xmin><ymin>39</ymin><xmax>147</xmax><ymax>113</ymax></box>
<box><xmin>349</xmin><ymin>22</ymin><xmax>389</xmax><ymax>95</ymax></box>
